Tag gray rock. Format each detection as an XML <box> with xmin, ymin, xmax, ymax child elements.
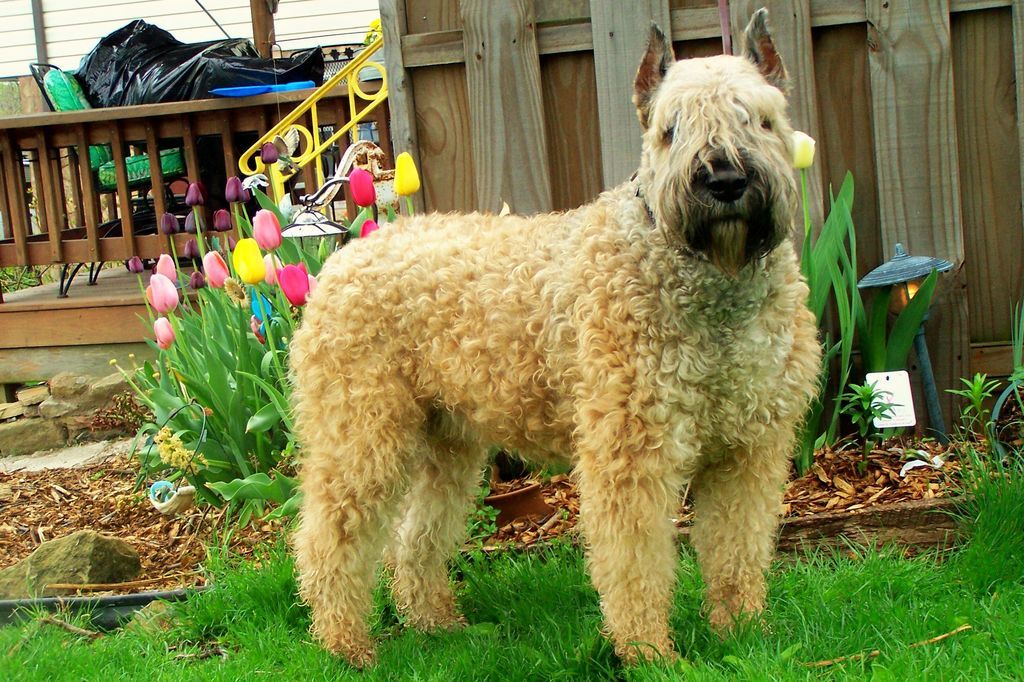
<box><xmin>49</xmin><ymin>372</ymin><xmax>92</xmax><ymax>400</ymax></box>
<box><xmin>39</xmin><ymin>398</ymin><xmax>75</xmax><ymax>419</ymax></box>
<box><xmin>88</xmin><ymin>373</ymin><xmax>130</xmax><ymax>405</ymax></box>
<box><xmin>0</xmin><ymin>530</ymin><xmax>141</xmax><ymax>599</ymax></box>
<box><xmin>0</xmin><ymin>418</ymin><xmax>66</xmax><ymax>457</ymax></box>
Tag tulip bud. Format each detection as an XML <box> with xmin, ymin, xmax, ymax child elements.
<box><xmin>225</xmin><ymin>176</ymin><xmax>249</xmax><ymax>204</ymax></box>
<box><xmin>232</xmin><ymin>238</ymin><xmax>266</xmax><ymax>284</ymax></box>
<box><xmin>348</xmin><ymin>167</ymin><xmax>376</xmax><ymax>207</ymax></box>
<box><xmin>202</xmin><ymin>250</ymin><xmax>230</xmax><ymax>288</ymax></box>
<box><xmin>155</xmin><ymin>253</ymin><xmax>177</xmax><ymax>282</ymax></box>
<box><xmin>226</xmin><ymin>236</ymin><xmax>237</xmax><ymax>252</ymax></box>
<box><xmin>183</xmin><ymin>238</ymin><xmax>200</xmax><ymax>261</ymax></box>
<box><xmin>147</xmin><ymin>273</ymin><xmax>179</xmax><ymax>314</ymax></box>
<box><xmin>160</xmin><ymin>213</ymin><xmax>180</xmax><ymax>235</ymax></box>
<box><xmin>189</xmin><ymin>270</ymin><xmax>206</xmax><ymax>290</ymax></box>
<box><xmin>126</xmin><ymin>256</ymin><xmax>144</xmax><ymax>274</ymax></box>
<box><xmin>360</xmin><ymin>219</ymin><xmax>379</xmax><ymax>238</ymax></box>
<box><xmin>278</xmin><ymin>264</ymin><xmax>311</xmax><ymax>306</ymax></box>
<box><xmin>260</xmin><ymin>141</ymin><xmax>279</xmax><ymax>164</ymax></box>
<box><xmin>185</xmin><ymin>211</ymin><xmax>203</xmax><ymax>234</ymax></box>
<box><xmin>185</xmin><ymin>182</ymin><xmax>205</xmax><ymax>207</ymax></box>
<box><xmin>253</xmin><ymin>210</ymin><xmax>282</xmax><ymax>250</ymax></box>
<box><xmin>394</xmin><ymin>152</ymin><xmax>421</xmax><ymax>196</ymax></box>
<box><xmin>213</xmin><ymin>209</ymin><xmax>232</xmax><ymax>232</ymax></box>
<box><xmin>792</xmin><ymin>131</ymin><xmax>816</xmax><ymax>169</ymax></box>
<box><xmin>154</xmin><ymin>317</ymin><xmax>176</xmax><ymax>350</ymax></box>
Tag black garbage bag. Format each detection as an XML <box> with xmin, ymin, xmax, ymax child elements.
<box><xmin>75</xmin><ymin>20</ymin><xmax>324</xmax><ymax>107</ymax></box>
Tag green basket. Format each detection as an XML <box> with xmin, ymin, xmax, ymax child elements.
<box><xmin>97</xmin><ymin>148</ymin><xmax>187</xmax><ymax>191</ymax></box>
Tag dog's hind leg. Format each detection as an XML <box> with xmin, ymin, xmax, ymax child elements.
<box><xmin>292</xmin><ymin>373</ymin><xmax>422</xmax><ymax>668</ymax></box>
<box><xmin>689</xmin><ymin>434</ymin><xmax>792</xmax><ymax>634</ymax></box>
<box><xmin>386</xmin><ymin>412</ymin><xmax>486</xmax><ymax>630</ymax></box>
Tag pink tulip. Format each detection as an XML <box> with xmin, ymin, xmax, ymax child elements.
<box><xmin>202</xmin><ymin>251</ymin><xmax>229</xmax><ymax>288</ymax></box>
<box><xmin>155</xmin><ymin>253</ymin><xmax>177</xmax><ymax>281</ymax></box>
<box><xmin>277</xmin><ymin>264</ymin><xmax>311</xmax><ymax>306</ymax></box>
<box><xmin>146</xmin><ymin>273</ymin><xmax>179</xmax><ymax>314</ymax></box>
<box><xmin>360</xmin><ymin>219</ymin><xmax>379</xmax><ymax>238</ymax></box>
<box><xmin>154</xmin><ymin>317</ymin><xmax>175</xmax><ymax>350</ymax></box>
<box><xmin>253</xmin><ymin>209</ymin><xmax>282</xmax><ymax>250</ymax></box>
<box><xmin>263</xmin><ymin>254</ymin><xmax>282</xmax><ymax>285</ymax></box>
<box><xmin>348</xmin><ymin>167</ymin><xmax>376</xmax><ymax>207</ymax></box>
<box><xmin>307</xmin><ymin>274</ymin><xmax>318</xmax><ymax>296</ymax></box>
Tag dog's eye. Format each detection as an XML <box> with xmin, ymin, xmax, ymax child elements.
<box><xmin>664</xmin><ymin>126</ymin><xmax>675</xmax><ymax>143</ymax></box>
<box><xmin>760</xmin><ymin>118</ymin><xmax>773</xmax><ymax>131</ymax></box>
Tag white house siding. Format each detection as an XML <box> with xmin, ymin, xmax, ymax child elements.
<box><xmin>0</xmin><ymin>0</ymin><xmax>379</xmax><ymax>77</ymax></box>
<box><xmin>0</xmin><ymin>1</ymin><xmax>40</xmax><ymax>78</ymax></box>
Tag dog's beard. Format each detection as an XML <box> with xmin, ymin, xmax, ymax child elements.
<box><xmin>677</xmin><ymin>185</ymin><xmax>783</xmax><ymax>275</ymax></box>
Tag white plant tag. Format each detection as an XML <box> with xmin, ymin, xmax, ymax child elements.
<box><xmin>865</xmin><ymin>370</ymin><xmax>916</xmax><ymax>429</ymax></box>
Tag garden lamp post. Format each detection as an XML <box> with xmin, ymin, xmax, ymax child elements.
<box><xmin>857</xmin><ymin>243</ymin><xmax>953</xmax><ymax>443</ymax></box>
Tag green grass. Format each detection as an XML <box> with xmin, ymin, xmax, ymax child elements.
<box><xmin>3</xmin><ymin>461</ymin><xmax>1023</xmax><ymax>681</ymax></box>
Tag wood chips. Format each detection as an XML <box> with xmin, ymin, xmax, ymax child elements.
<box><xmin>0</xmin><ymin>439</ymin><xmax>964</xmax><ymax>588</ymax></box>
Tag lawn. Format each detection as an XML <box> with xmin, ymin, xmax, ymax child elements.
<box><xmin>2</xmin><ymin>461</ymin><xmax>1022</xmax><ymax>681</ymax></box>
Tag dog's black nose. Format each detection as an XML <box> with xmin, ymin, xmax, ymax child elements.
<box><xmin>706</xmin><ymin>169</ymin><xmax>749</xmax><ymax>202</ymax></box>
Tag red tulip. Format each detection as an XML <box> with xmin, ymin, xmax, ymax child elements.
<box><xmin>360</xmin><ymin>219</ymin><xmax>379</xmax><ymax>238</ymax></box>
<box><xmin>253</xmin><ymin>210</ymin><xmax>282</xmax><ymax>250</ymax></box>
<box><xmin>202</xmin><ymin>251</ymin><xmax>229</xmax><ymax>288</ymax></box>
<box><xmin>348</xmin><ymin>167</ymin><xmax>376</xmax><ymax>207</ymax></box>
<box><xmin>154</xmin><ymin>317</ymin><xmax>176</xmax><ymax>350</ymax></box>
<box><xmin>147</xmin><ymin>273</ymin><xmax>179</xmax><ymax>314</ymax></box>
<box><xmin>278</xmin><ymin>264</ymin><xmax>311</xmax><ymax>306</ymax></box>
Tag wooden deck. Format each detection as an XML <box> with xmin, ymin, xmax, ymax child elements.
<box><xmin>0</xmin><ymin>268</ymin><xmax>154</xmax><ymax>384</ymax></box>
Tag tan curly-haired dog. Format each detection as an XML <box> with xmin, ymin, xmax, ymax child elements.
<box><xmin>291</xmin><ymin>9</ymin><xmax>820</xmax><ymax>667</ymax></box>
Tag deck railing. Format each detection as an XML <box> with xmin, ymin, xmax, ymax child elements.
<box><xmin>0</xmin><ymin>84</ymin><xmax>390</xmax><ymax>278</ymax></box>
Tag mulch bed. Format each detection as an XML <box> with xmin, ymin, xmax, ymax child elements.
<box><xmin>0</xmin><ymin>439</ymin><xmax>963</xmax><ymax>594</ymax></box>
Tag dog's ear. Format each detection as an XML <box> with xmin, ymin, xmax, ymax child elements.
<box><xmin>633</xmin><ymin>23</ymin><xmax>675</xmax><ymax>129</ymax></box>
<box><xmin>742</xmin><ymin>8</ymin><xmax>789</xmax><ymax>92</ymax></box>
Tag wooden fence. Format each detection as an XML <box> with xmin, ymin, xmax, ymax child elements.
<box><xmin>380</xmin><ymin>0</ymin><xmax>1024</xmax><ymax>420</ymax></box>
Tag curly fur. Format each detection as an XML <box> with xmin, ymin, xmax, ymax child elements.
<box><xmin>290</xmin><ymin>10</ymin><xmax>820</xmax><ymax>667</ymax></box>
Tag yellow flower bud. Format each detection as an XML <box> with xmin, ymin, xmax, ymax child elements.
<box><xmin>232</xmin><ymin>238</ymin><xmax>266</xmax><ymax>285</ymax></box>
<box><xmin>394</xmin><ymin>152</ymin><xmax>421</xmax><ymax>196</ymax></box>
<box><xmin>791</xmin><ymin>131</ymin><xmax>816</xmax><ymax>169</ymax></box>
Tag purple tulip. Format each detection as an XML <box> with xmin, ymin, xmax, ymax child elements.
<box><xmin>188</xmin><ymin>270</ymin><xmax>206</xmax><ymax>290</ymax></box>
<box><xmin>160</xmin><ymin>213</ymin><xmax>180</xmax><ymax>235</ymax></box>
<box><xmin>226</xmin><ymin>236</ymin><xmax>237</xmax><ymax>252</ymax></box>
<box><xmin>260</xmin><ymin>142</ymin><xmax>279</xmax><ymax>164</ymax></box>
<box><xmin>225</xmin><ymin>176</ymin><xmax>249</xmax><ymax>204</ymax></box>
<box><xmin>185</xmin><ymin>182</ymin><xmax>205</xmax><ymax>207</ymax></box>
<box><xmin>183</xmin><ymin>238</ymin><xmax>200</xmax><ymax>260</ymax></box>
<box><xmin>185</xmin><ymin>211</ymin><xmax>203</xmax><ymax>234</ymax></box>
<box><xmin>126</xmin><ymin>256</ymin><xmax>144</xmax><ymax>273</ymax></box>
<box><xmin>213</xmin><ymin>209</ymin><xmax>232</xmax><ymax>232</ymax></box>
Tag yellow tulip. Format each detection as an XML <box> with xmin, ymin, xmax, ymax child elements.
<box><xmin>791</xmin><ymin>131</ymin><xmax>816</xmax><ymax>169</ymax></box>
<box><xmin>232</xmin><ymin>238</ymin><xmax>266</xmax><ymax>285</ymax></box>
<box><xmin>394</xmin><ymin>152</ymin><xmax>421</xmax><ymax>196</ymax></box>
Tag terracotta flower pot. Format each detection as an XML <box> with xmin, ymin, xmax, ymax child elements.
<box><xmin>484</xmin><ymin>482</ymin><xmax>555</xmax><ymax>527</ymax></box>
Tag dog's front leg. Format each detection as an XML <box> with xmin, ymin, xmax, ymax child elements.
<box><xmin>576</xmin><ymin>440</ymin><xmax>684</xmax><ymax>664</ymax></box>
<box><xmin>689</xmin><ymin>432</ymin><xmax>792</xmax><ymax>634</ymax></box>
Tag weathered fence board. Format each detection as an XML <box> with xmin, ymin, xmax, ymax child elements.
<box><xmin>866</xmin><ymin>0</ymin><xmax>968</xmax><ymax>423</ymax></box>
<box><xmin>461</xmin><ymin>0</ymin><xmax>552</xmax><ymax>214</ymax></box>
<box><xmin>590</xmin><ymin>0</ymin><xmax>672</xmax><ymax>188</ymax></box>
